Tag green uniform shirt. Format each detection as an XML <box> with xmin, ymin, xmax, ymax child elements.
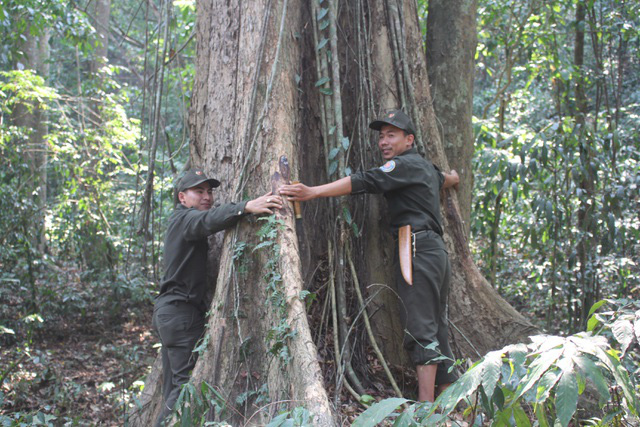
<box><xmin>157</xmin><ymin>201</ymin><xmax>248</xmax><ymax>312</ymax></box>
<box><xmin>350</xmin><ymin>147</ymin><xmax>444</xmax><ymax>234</ymax></box>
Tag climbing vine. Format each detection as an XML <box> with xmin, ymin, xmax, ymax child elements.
<box><xmin>254</xmin><ymin>215</ymin><xmax>296</xmax><ymax>365</ymax></box>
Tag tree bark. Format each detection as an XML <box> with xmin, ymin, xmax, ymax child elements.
<box><xmin>426</xmin><ymin>0</ymin><xmax>477</xmax><ymax>236</ymax></box>
<box><xmin>13</xmin><ymin>26</ymin><xmax>50</xmax><ymax>253</ymax></box>
<box><xmin>132</xmin><ymin>0</ymin><xmax>537</xmax><ymax>424</ymax></box>
<box><xmin>575</xmin><ymin>0</ymin><xmax>596</xmax><ymax>329</ymax></box>
<box><xmin>90</xmin><ymin>0</ymin><xmax>111</xmax><ymax>76</ymax></box>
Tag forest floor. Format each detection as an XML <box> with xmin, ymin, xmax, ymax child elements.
<box><xmin>1</xmin><ymin>310</ymin><xmax>475</xmax><ymax>426</ymax></box>
<box><xmin>1</xmin><ymin>310</ymin><xmax>470</xmax><ymax>426</ymax></box>
<box><xmin>0</xmin><ymin>308</ymin><xmax>157</xmax><ymax>426</ymax></box>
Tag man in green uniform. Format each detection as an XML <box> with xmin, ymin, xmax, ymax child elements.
<box><xmin>279</xmin><ymin>109</ymin><xmax>459</xmax><ymax>402</ymax></box>
<box><xmin>153</xmin><ymin>169</ymin><xmax>282</xmax><ymax>426</ymax></box>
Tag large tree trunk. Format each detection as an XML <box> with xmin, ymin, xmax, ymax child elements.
<box><xmin>132</xmin><ymin>0</ymin><xmax>537</xmax><ymax>424</ymax></box>
<box><xmin>426</xmin><ymin>0</ymin><xmax>477</xmax><ymax>235</ymax></box>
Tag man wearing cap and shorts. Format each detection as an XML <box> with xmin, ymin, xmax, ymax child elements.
<box><xmin>153</xmin><ymin>169</ymin><xmax>282</xmax><ymax>426</ymax></box>
<box><xmin>279</xmin><ymin>109</ymin><xmax>459</xmax><ymax>402</ymax></box>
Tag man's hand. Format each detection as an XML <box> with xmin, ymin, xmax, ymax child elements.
<box><xmin>280</xmin><ymin>177</ymin><xmax>352</xmax><ymax>201</ymax></box>
<box><xmin>443</xmin><ymin>170</ymin><xmax>460</xmax><ymax>190</ymax></box>
<box><xmin>279</xmin><ymin>182</ymin><xmax>317</xmax><ymax>202</ymax></box>
<box><xmin>245</xmin><ymin>192</ymin><xmax>283</xmax><ymax>214</ymax></box>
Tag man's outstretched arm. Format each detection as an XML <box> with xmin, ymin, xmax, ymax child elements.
<box><xmin>279</xmin><ymin>176</ymin><xmax>352</xmax><ymax>202</ymax></box>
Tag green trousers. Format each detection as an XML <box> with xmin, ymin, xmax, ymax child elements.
<box><xmin>152</xmin><ymin>299</ymin><xmax>205</xmax><ymax>427</ymax></box>
<box><xmin>395</xmin><ymin>230</ymin><xmax>458</xmax><ymax>385</ymax></box>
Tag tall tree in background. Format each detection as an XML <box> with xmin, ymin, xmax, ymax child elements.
<box><xmin>426</xmin><ymin>0</ymin><xmax>477</xmax><ymax>235</ymax></box>
<box><xmin>89</xmin><ymin>0</ymin><xmax>111</xmax><ymax>76</ymax></box>
<box><xmin>574</xmin><ymin>0</ymin><xmax>596</xmax><ymax>328</ymax></box>
<box><xmin>132</xmin><ymin>0</ymin><xmax>535</xmax><ymax>424</ymax></box>
<box><xmin>12</xmin><ymin>27</ymin><xmax>50</xmax><ymax>254</ymax></box>
<box><xmin>88</xmin><ymin>0</ymin><xmax>111</xmax><ymax>123</ymax></box>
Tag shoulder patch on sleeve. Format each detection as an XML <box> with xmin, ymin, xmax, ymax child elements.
<box><xmin>379</xmin><ymin>160</ymin><xmax>396</xmax><ymax>173</ymax></box>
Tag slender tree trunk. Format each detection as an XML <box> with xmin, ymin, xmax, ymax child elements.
<box><xmin>132</xmin><ymin>0</ymin><xmax>537</xmax><ymax>424</ymax></box>
<box><xmin>575</xmin><ymin>0</ymin><xmax>596</xmax><ymax>328</ymax></box>
<box><xmin>90</xmin><ymin>0</ymin><xmax>111</xmax><ymax>75</ymax></box>
<box><xmin>489</xmin><ymin>192</ymin><xmax>503</xmax><ymax>288</ymax></box>
<box><xmin>13</xmin><ymin>26</ymin><xmax>50</xmax><ymax>253</ymax></box>
<box><xmin>426</xmin><ymin>0</ymin><xmax>477</xmax><ymax>236</ymax></box>
<box><xmin>89</xmin><ymin>0</ymin><xmax>111</xmax><ymax>124</ymax></box>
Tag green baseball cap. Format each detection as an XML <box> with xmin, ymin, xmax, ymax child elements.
<box><xmin>369</xmin><ymin>109</ymin><xmax>416</xmax><ymax>136</ymax></box>
<box><xmin>177</xmin><ymin>169</ymin><xmax>220</xmax><ymax>192</ymax></box>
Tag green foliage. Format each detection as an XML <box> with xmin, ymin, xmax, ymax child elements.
<box><xmin>470</xmin><ymin>0</ymin><xmax>640</xmax><ymax>331</ymax></box>
<box><xmin>265</xmin><ymin>407</ymin><xmax>312</xmax><ymax>427</ymax></box>
<box><xmin>587</xmin><ymin>299</ymin><xmax>640</xmax><ymax>388</ymax></box>
<box><xmin>1</xmin><ymin>0</ymin><xmax>197</xmax><ymax>422</ymax></box>
<box><xmin>171</xmin><ymin>381</ymin><xmax>228</xmax><ymax>426</ymax></box>
<box><xmin>254</xmin><ymin>215</ymin><xmax>296</xmax><ymax>364</ymax></box>
<box><xmin>0</xmin><ymin>69</ymin><xmax>150</xmax><ymax>334</ymax></box>
<box><xmin>0</xmin><ymin>410</ymin><xmax>58</xmax><ymax>427</ymax></box>
<box><xmin>172</xmin><ymin>381</ymin><xmax>312</xmax><ymax>427</ymax></box>
<box><xmin>0</xmin><ymin>0</ymin><xmax>94</xmax><ymax>67</ymax></box>
<box><xmin>353</xmin><ymin>301</ymin><xmax>640</xmax><ymax>426</ymax></box>
<box><xmin>352</xmin><ymin>397</ymin><xmax>409</xmax><ymax>427</ymax></box>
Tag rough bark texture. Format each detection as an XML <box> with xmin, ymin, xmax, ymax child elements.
<box><xmin>426</xmin><ymin>0</ymin><xmax>477</xmax><ymax>235</ymax></box>
<box><xmin>132</xmin><ymin>0</ymin><xmax>538</xmax><ymax>424</ymax></box>
<box><xmin>189</xmin><ymin>2</ymin><xmax>333</xmax><ymax>424</ymax></box>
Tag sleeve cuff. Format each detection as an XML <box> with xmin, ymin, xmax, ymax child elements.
<box><xmin>237</xmin><ymin>200</ymin><xmax>249</xmax><ymax>216</ymax></box>
<box><xmin>350</xmin><ymin>175</ymin><xmax>366</xmax><ymax>195</ymax></box>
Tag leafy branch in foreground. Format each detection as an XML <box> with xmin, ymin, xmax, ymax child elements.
<box><xmin>353</xmin><ymin>301</ymin><xmax>640</xmax><ymax>426</ymax></box>
<box><xmin>434</xmin><ymin>333</ymin><xmax>638</xmax><ymax>426</ymax></box>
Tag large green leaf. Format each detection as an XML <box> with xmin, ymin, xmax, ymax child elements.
<box><xmin>604</xmin><ymin>350</ymin><xmax>640</xmax><ymax>415</ymax></box>
<box><xmin>513</xmin><ymin>347</ymin><xmax>563</xmax><ymax>401</ymax></box>
<box><xmin>505</xmin><ymin>343</ymin><xmax>529</xmax><ymax>369</ymax></box>
<box><xmin>392</xmin><ymin>404</ymin><xmax>415</xmax><ymax>427</ymax></box>
<box><xmin>480</xmin><ymin>350</ymin><xmax>504</xmax><ymax>400</ymax></box>
<box><xmin>587</xmin><ymin>314</ymin><xmax>600</xmax><ymax>333</ymax></box>
<box><xmin>568</xmin><ymin>334</ymin><xmax>610</xmax><ymax>359</ymax></box>
<box><xmin>352</xmin><ymin>398</ymin><xmax>408</xmax><ymax>427</ymax></box>
<box><xmin>436</xmin><ymin>361</ymin><xmax>484</xmax><ymax>414</ymax></box>
<box><xmin>577</xmin><ymin>341</ymin><xmax>623</xmax><ymax>417</ymax></box>
<box><xmin>493</xmin><ymin>407</ymin><xmax>514</xmax><ymax>427</ymax></box>
<box><xmin>611</xmin><ymin>318</ymin><xmax>634</xmax><ymax>356</ymax></box>
<box><xmin>587</xmin><ymin>299</ymin><xmax>610</xmax><ymax>318</ymax></box>
<box><xmin>530</xmin><ymin>335</ymin><xmax>565</xmax><ymax>354</ymax></box>
<box><xmin>534</xmin><ymin>403</ymin><xmax>551</xmax><ymax>427</ymax></box>
<box><xmin>555</xmin><ymin>368</ymin><xmax>578</xmax><ymax>427</ymax></box>
<box><xmin>513</xmin><ymin>402</ymin><xmax>532</xmax><ymax>427</ymax></box>
<box><xmin>572</xmin><ymin>355</ymin><xmax>610</xmax><ymax>405</ymax></box>
<box><xmin>266</xmin><ymin>412</ymin><xmax>289</xmax><ymax>427</ymax></box>
<box><xmin>535</xmin><ymin>368</ymin><xmax>559</xmax><ymax>403</ymax></box>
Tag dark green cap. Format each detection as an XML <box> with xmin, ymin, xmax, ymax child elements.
<box><xmin>177</xmin><ymin>169</ymin><xmax>220</xmax><ymax>193</ymax></box>
<box><xmin>369</xmin><ymin>109</ymin><xmax>416</xmax><ymax>136</ymax></box>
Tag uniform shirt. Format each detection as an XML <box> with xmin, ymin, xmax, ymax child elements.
<box><xmin>157</xmin><ymin>202</ymin><xmax>248</xmax><ymax>312</ymax></box>
<box><xmin>350</xmin><ymin>147</ymin><xmax>444</xmax><ymax>235</ymax></box>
